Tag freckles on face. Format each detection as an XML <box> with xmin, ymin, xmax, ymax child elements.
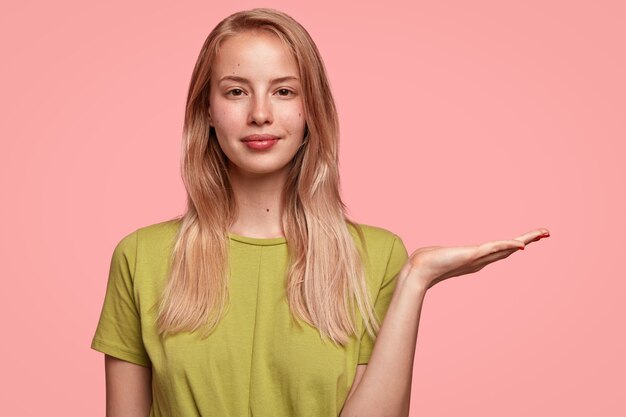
<box><xmin>206</xmin><ymin>31</ymin><xmax>307</xmax><ymax>176</ymax></box>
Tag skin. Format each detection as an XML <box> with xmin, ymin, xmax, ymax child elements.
<box><xmin>104</xmin><ymin>30</ymin><xmax>309</xmax><ymax>417</ymax></box>
<box><xmin>104</xmin><ymin>355</ymin><xmax>152</xmax><ymax>417</ymax></box>
<box><xmin>104</xmin><ymin>28</ymin><xmax>551</xmax><ymax>417</ymax></box>
<box><xmin>339</xmin><ymin>229</ymin><xmax>550</xmax><ymax>417</ymax></box>
<box><xmin>208</xmin><ymin>30</ymin><xmax>307</xmax><ymax>238</ymax></box>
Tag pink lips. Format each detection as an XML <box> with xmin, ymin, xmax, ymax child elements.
<box><xmin>242</xmin><ymin>134</ymin><xmax>280</xmax><ymax>150</ymax></box>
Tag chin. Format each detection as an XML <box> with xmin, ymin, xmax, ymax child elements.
<box><xmin>232</xmin><ymin>161</ymin><xmax>292</xmax><ymax>177</ymax></box>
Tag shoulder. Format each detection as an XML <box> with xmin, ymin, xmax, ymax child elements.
<box><xmin>348</xmin><ymin>222</ymin><xmax>404</xmax><ymax>251</ymax></box>
<box><xmin>135</xmin><ymin>217</ymin><xmax>182</xmax><ymax>241</ymax></box>
<box><xmin>114</xmin><ymin>217</ymin><xmax>182</xmax><ymax>257</ymax></box>
<box><xmin>347</xmin><ymin>222</ymin><xmax>408</xmax><ymax>270</ymax></box>
<box><xmin>350</xmin><ymin>222</ymin><xmax>400</xmax><ymax>240</ymax></box>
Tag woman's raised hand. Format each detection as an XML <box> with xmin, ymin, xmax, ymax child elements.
<box><xmin>400</xmin><ymin>228</ymin><xmax>551</xmax><ymax>291</ymax></box>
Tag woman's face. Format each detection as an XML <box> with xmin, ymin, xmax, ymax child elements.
<box><xmin>208</xmin><ymin>31</ymin><xmax>307</xmax><ymax>178</ymax></box>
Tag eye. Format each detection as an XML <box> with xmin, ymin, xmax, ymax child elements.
<box><xmin>226</xmin><ymin>88</ymin><xmax>245</xmax><ymax>97</ymax></box>
<box><xmin>277</xmin><ymin>88</ymin><xmax>294</xmax><ymax>97</ymax></box>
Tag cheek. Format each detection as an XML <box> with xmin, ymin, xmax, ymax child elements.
<box><xmin>285</xmin><ymin>117</ymin><xmax>304</xmax><ymax>138</ymax></box>
<box><xmin>287</xmin><ymin>108</ymin><xmax>306</xmax><ymax>131</ymax></box>
<box><xmin>210</xmin><ymin>96</ymin><xmax>241</xmax><ymax>128</ymax></box>
<box><xmin>213</xmin><ymin>108</ymin><xmax>243</xmax><ymax>134</ymax></box>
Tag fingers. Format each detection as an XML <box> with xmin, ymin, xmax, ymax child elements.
<box><xmin>477</xmin><ymin>246</ymin><xmax>521</xmax><ymax>266</ymax></box>
<box><xmin>477</xmin><ymin>239</ymin><xmax>525</xmax><ymax>258</ymax></box>
<box><xmin>513</xmin><ymin>228</ymin><xmax>550</xmax><ymax>245</ymax></box>
<box><xmin>505</xmin><ymin>239</ymin><xmax>526</xmax><ymax>250</ymax></box>
<box><xmin>477</xmin><ymin>228</ymin><xmax>550</xmax><ymax>266</ymax></box>
<box><xmin>477</xmin><ymin>227</ymin><xmax>550</xmax><ymax>259</ymax></box>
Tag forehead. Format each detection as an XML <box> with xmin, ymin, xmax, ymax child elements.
<box><xmin>212</xmin><ymin>31</ymin><xmax>298</xmax><ymax>80</ymax></box>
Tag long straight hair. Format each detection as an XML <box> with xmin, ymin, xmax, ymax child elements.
<box><xmin>156</xmin><ymin>7</ymin><xmax>380</xmax><ymax>347</ymax></box>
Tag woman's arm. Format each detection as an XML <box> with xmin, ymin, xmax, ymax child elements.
<box><xmin>339</xmin><ymin>274</ymin><xmax>426</xmax><ymax>417</ymax></box>
<box><xmin>104</xmin><ymin>354</ymin><xmax>152</xmax><ymax>417</ymax></box>
<box><xmin>340</xmin><ymin>228</ymin><xmax>549</xmax><ymax>417</ymax></box>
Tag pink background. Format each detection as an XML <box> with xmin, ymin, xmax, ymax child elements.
<box><xmin>1</xmin><ymin>0</ymin><xmax>624</xmax><ymax>415</ymax></box>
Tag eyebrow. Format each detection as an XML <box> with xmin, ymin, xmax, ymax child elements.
<box><xmin>217</xmin><ymin>75</ymin><xmax>300</xmax><ymax>84</ymax></box>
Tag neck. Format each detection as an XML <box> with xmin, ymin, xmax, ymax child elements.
<box><xmin>228</xmin><ymin>164</ymin><xmax>288</xmax><ymax>239</ymax></box>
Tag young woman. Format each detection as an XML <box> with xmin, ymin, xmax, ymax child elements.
<box><xmin>91</xmin><ymin>8</ymin><xmax>549</xmax><ymax>417</ymax></box>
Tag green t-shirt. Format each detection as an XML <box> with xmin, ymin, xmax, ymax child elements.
<box><xmin>91</xmin><ymin>218</ymin><xmax>408</xmax><ymax>417</ymax></box>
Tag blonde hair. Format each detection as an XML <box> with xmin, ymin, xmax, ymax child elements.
<box><xmin>156</xmin><ymin>7</ymin><xmax>380</xmax><ymax>347</ymax></box>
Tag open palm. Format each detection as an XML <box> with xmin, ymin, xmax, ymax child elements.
<box><xmin>405</xmin><ymin>228</ymin><xmax>551</xmax><ymax>290</ymax></box>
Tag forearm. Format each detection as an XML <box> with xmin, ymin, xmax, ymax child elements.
<box><xmin>340</xmin><ymin>275</ymin><xmax>428</xmax><ymax>417</ymax></box>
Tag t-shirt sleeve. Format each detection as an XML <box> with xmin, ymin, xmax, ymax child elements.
<box><xmin>358</xmin><ymin>234</ymin><xmax>409</xmax><ymax>364</ymax></box>
<box><xmin>90</xmin><ymin>231</ymin><xmax>151</xmax><ymax>367</ymax></box>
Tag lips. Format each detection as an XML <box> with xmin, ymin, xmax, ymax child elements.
<box><xmin>242</xmin><ymin>134</ymin><xmax>279</xmax><ymax>142</ymax></box>
<box><xmin>242</xmin><ymin>135</ymin><xmax>279</xmax><ymax>150</ymax></box>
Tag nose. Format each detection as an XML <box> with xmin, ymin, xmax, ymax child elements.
<box><xmin>248</xmin><ymin>95</ymin><xmax>273</xmax><ymax>126</ymax></box>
